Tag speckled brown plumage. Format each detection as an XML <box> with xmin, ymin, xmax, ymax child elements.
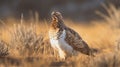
<box><xmin>65</xmin><ymin>27</ymin><xmax>91</xmax><ymax>55</ymax></box>
<box><xmin>49</xmin><ymin>11</ymin><xmax>93</xmax><ymax>59</ymax></box>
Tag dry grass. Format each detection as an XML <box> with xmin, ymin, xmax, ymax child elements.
<box><xmin>0</xmin><ymin>4</ymin><xmax>120</xmax><ymax>67</ymax></box>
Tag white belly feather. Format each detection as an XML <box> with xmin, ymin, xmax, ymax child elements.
<box><xmin>49</xmin><ymin>30</ymin><xmax>73</xmax><ymax>54</ymax></box>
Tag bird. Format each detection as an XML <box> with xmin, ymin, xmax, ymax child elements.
<box><xmin>48</xmin><ymin>11</ymin><xmax>93</xmax><ymax>60</ymax></box>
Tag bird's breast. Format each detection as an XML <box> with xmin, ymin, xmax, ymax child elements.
<box><xmin>49</xmin><ymin>30</ymin><xmax>73</xmax><ymax>54</ymax></box>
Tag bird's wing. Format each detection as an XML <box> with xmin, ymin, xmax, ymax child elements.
<box><xmin>65</xmin><ymin>27</ymin><xmax>90</xmax><ymax>55</ymax></box>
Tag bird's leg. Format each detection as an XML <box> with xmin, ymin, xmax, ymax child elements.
<box><xmin>58</xmin><ymin>49</ymin><xmax>66</xmax><ymax>60</ymax></box>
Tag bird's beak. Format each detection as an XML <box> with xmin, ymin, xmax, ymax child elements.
<box><xmin>51</xmin><ymin>14</ymin><xmax>58</xmax><ymax>22</ymax></box>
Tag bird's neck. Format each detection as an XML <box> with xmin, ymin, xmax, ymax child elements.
<box><xmin>51</xmin><ymin>19</ymin><xmax>65</xmax><ymax>30</ymax></box>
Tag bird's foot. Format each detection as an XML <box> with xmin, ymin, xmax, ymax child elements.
<box><xmin>59</xmin><ymin>50</ymin><xmax>66</xmax><ymax>61</ymax></box>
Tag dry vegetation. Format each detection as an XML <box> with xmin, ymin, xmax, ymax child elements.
<box><xmin>0</xmin><ymin>4</ymin><xmax>120</xmax><ymax>67</ymax></box>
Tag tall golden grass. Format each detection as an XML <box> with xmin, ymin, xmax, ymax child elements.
<box><xmin>0</xmin><ymin>4</ymin><xmax>120</xmax><ymax>67</ymax></box>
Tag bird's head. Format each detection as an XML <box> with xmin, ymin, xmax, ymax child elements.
<box><xmin>50</xmin><ymin>11</ymin><xmax>65</xmax><ymax>29</ymax></box>
<box><xmin>51</xmin><ymin>11</ymin><xmax>63</xmax><ymax>22</ymax></box>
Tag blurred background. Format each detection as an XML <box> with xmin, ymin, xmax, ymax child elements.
<box><xmin>0</xmin><ymin>1</ymin><xmax>120</xmax><ymax>67</ymax></box>
<box><xmin>0</xmin><ymin>0</ymin><xmax>119</xmax><ymax>21</ymax></box>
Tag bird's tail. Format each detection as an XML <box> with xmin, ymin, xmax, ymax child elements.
<box><xmin>89</xmin><ymin>48</ymin><xmax>99</xmax><ymax>57</ymax></box>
